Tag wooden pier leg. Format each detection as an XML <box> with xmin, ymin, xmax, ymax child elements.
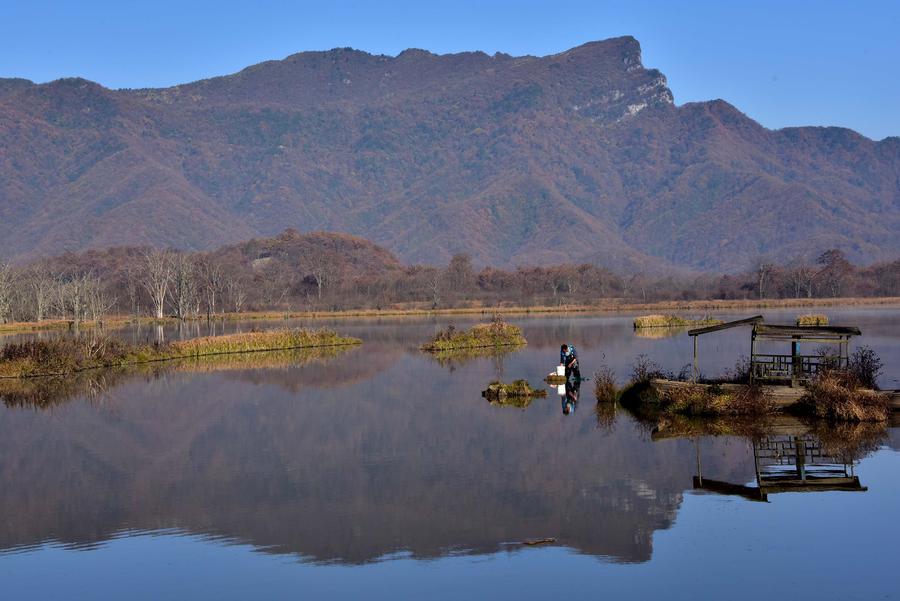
<box><xmin>794</xmin><ymin>436</ymin><xmax>807</xmax><ymax>481</ymax></box>
<box><xmin>692</xmin><ymin>336</ymin><xmax>698</xmax><ymax>383</ymax></box>
<box><xmin>694</xmin><ymin>437</ymin><xmax>702</xmax><ymax>486</ymax></box>
<box><xmin>791</xmin><ymin>339</ymin><xmax>801</xmax><ymax>388</ymax></box>
<box><xmin>749</xmin><ymin>332</ymin><xmax>756</xmax><ymax>384</ymax></box>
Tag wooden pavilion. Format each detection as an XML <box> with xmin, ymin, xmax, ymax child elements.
<box><xmin>687</xmin><ymin>316</ymin><xmax>861</xmax><ymax>387</ymax></box>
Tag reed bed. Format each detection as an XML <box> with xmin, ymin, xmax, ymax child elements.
<box><xmin>0</xmin><ymin>328</ymin><xmax>360</xmax><ymax>378</ymax></box>
<box><xmin>422</xmin><ymin>319</ymin><xmax>526</xmax><ymax>351</ymax></box>
<box><xmin>632</xmin><ymin>314</ymin><xmax>722</xmax><ymax>329</ymax></box>
<box><xmin>796</xmin><ymin>313</ymin><xmax>829</xmax><ymax>326</ymax></box>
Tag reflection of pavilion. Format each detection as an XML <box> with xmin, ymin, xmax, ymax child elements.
<box><xmin>693</xmin><ymin>434</ymin><xmax>867</xmax><ymax>502</ymax></box>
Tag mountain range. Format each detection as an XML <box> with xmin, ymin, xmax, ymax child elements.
<box><xmin>1</xmin><ymin>36</ymin><xmax>898</xmax><ymax>271</ymax></box>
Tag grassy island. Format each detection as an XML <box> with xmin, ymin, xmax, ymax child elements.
<box><xmin>796</xmin><ymin>313</ymin><xmax>829</xmax><ymax>326</ymax></box>
<box><xmin>482</xmin><ymin>380</ymin><xmax>547</xmax><ymax>406</ymax></box>
<box><xmin>633</xmin><ymin>315</ymin><xmax>723</xmax><ymax>329</ymax></box>
<box><xmin>0</xmin><ymin>328</ymin><xmax>360</xmax><ymax>379</ymax></box>
<box><xmin>422</xmin><ymin>319</ymin><xmax>526</xmax><ymax>352</ymax></box>
<box><xmin>0</xmin><ymin>346</ymin><xmax>353</xmax><ymax>408</ymax></box>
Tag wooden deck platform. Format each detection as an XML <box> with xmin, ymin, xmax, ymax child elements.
<box><xmin>649</xmin><ymin>379</ymin><xmax>900</xmax><ymax>411</ymax></box>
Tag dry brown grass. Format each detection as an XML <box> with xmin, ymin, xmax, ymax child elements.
<box><xmin>0</xmin><ymin>328</ymin><xmax>360</xmax><ymax>378</ymax></box>
<box><xmin>422</xmin><ymin>319</ymin><xmax>526</xmax><ymax>351</ymax></box>
<box><xmin>482</xmin><ymin>380</ymin><xmax>547</xmax><ymax>406</ymax></box>
<box><xmin>804</xmin><ymin>419</ymin><xmax>888</xmax><ymax>461</ymax></box>
<box><xmin>4</xmin><ymin>296</ymin><xmax>899</xmax><ymax>335</ymax></box>
<box><xmin>797</xmin><ymin>313</ymin><xmax>829</xmax><ymax>326</ymax></box>
<box><xmin>652</xmin><ymin>413</ymin><xmax>774</xmax><ymax>440</ymax></box>
<box><xmin>633</xmin><ymin>314</ymin><xmax>721</xmax><ymax>328</ymax></box>
<box><xmin>593</xmin><ymin>365</ymin><xmax>618</xmax><ymax>404</ymax></box>
<box><xmin>633</xmin><ymin>326</ymin><xmax>688</xmax><ymax>339</ymax></box>
<box><xmin>0</xmin><ymin>346</ymin><xmax>354</xmax><ymax>408</ymax></box>
<box><xmin>797</xmin><ymin>370</ymin><xmax>890</xmax><ymax>422</ymax></box>
<box><xmin>660</xmin><ymin>383</ymin><xmax>776</xmax><ymax>417</ymax></box>
<box><xmin>594</xmin><ymin>402</ymin><xmax>617</xmax><ymax>430</ymax></box>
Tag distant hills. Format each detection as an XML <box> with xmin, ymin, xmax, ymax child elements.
<box><xmin>1</xmin><ymin>36</ymin><xmax>898</xmax><ymax>272</ymax></box>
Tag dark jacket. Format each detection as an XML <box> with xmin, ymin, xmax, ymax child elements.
<box><xmin>560</xmin><ymin>345</ymin><xmax>577</xmax><ymax>366</ymax></box>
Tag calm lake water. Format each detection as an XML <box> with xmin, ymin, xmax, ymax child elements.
<box><xmin>1</xmin><ymin>307</ymin><xmax>899</xmax><ymax>600</ymax></box>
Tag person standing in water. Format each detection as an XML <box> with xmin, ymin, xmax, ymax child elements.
<box><xmin>560</xmin><ymin>344</ymin><xmax>581</xmax><ymax>381</ymax></box>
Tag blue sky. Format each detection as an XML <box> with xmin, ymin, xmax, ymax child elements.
<box><xmin>1</xmin><ymin>0</ymin><xmax>898</xmax><ymax>139</ymax></box>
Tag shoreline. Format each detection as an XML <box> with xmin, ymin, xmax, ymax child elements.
<box><xmin>0</xmin><ymin>330</ymin><xmax>361</xmax><ymax>379</ymax></box>
<box><xmin>2</xmin><ymin>296</ymin><xmax>900</xmax><ymax>334</ymax></box>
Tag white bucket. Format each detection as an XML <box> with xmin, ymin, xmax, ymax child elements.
<box><xmin>556</xmin><ymin>365</ymin><xmax>565</xmax><ymax>377</ymax></box>
<box><xmin>557</xmin><ymin>384</ymin><xmax>566</xmax><ymax>395</ymax></box>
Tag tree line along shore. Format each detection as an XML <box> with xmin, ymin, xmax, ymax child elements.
<box><xmin>1</xmin><ymin>296</ymin><xmax>898</xmax><ymax>336</ymax></box>
<box><xmin>0</xmin><ymin>230</ymin><xmax>898</xmax><ymax>328</ymax></box>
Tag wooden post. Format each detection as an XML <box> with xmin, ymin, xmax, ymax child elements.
<box><xmin>791</xmin><ymin>338</ymin><xmax>801</xmax><ymax>388</ymax></box>
<box><xmin>794</xmin><ymin>436</ymin><xmax>806</xmax><ymax>481</ymax></box>
<box><xmin>694</xmin><ymin>437</ymin><xmax>702</xmax><ymax>486</ymax></box>
<box><xmin>692</xmin><ymin>335</ymin><xmax>698</xmax><ymax>382</ymax></box>
<box><xmin>749</xmin><ymin>330</ymin><xmax>757</xmax><ymax>384</ymax></box>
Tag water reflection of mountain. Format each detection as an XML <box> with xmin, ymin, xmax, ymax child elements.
<box><xmin>2</xmin><ymin>335</ymin><xmax>892</xmax><ymax>565</ymax></box>
<box><xmin>0</xmin><ymin>354</ymin><xmax>757</xmax><ymax>565</ymax></box>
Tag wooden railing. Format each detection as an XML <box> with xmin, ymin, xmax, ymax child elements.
<box><xmin>750</xmin><ymin>354</ymin><xmax>845</xmax><ymax>381</ymax></box>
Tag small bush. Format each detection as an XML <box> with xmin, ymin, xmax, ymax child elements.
<box><xmin>727</xmin><ymin>356</ymin><xmax>751</xmax><ymax>383</ymax></box>
<box><xmin>797</xmin><ymin>370</ymin><xmax>889</xmax><ymax>422</ymax></box>
<box><xmin>594</xmin><ymin>402</ymin><xmax>617</xmax><ymax>430</ymax></box>
<box><xmin>848</xmin><ymin>346</ymin><xmax>883</xmax><ymax>390</ymax></box>
<box><xmin>593</xmin><ymin>365</ymin><xmax>618</xmax><ymax>404</ymax></box>
<box><xmin>630</xmin><ymin>354</ymin><xmax>672</xmax><ymax>383</ymax></box>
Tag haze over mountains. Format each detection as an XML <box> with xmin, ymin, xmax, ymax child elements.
<box><xmin>1</xmin><ymin>36</ymin><xmax>898</xmax><ymax>272</ymax></box>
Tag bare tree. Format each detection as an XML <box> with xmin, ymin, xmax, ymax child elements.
<box><xmin>83</xmin><ymin>273</ymin><xmax>116</xmax><ymax>322</ymax></box>
<box><xmin>196</xmin><ymin>256</ymin><xmax>224</xmax><ymax>320</ymax></box>
<box><xmin>446</xmin><ymin>254</ymin><xmax>475</xmax><ymax>297</ymax></box>
<box><xmin>428</xmin><ymin>267</ymin><xmax>443</xmax><ymax>308</ymax></box>
<box><xmin>0</xmin><ymin>262</ymin><xmax>15</xmax><ymax>323</ymax></box>
<box><xmin>817</xmin><ymin>249</ymin><xmax>852</xmax><ymax>297</ymax></box>
<box><xmin>224</xmin><ymin>272</ymin><xmax>247</xmax><ymax>313</ymax></box>
<box><xmin>753</xmin><ymin>258</ymin><xmax>776</xmax><ymax>299</ymax></box>
<box><xmin>25</xmin><ymin>265</ymin><xmax>55</xmax><ymax>322</ymax></box>
<box><xmin>122</xmin><ymin>264</ymin><xmax>143</xmax><ymax>316</ymax></box>
<box><xmin>785</xmin><ymin>260</ymin><xmax>817</xmax><ymax>299</ymax></box>
<box><xmin>308</xmin><ymin>254</ymin><xmax>341</xmax><ymax>301</ymax></box>
<box><xmin>141</xmin><ymin>250</ymin><xmax>174</xmax><ymax>319</ymax></box>
<box><xmin>168</xmin><ymin>253</ymin><xmax>196</xmax><ymax>320</ymax></box>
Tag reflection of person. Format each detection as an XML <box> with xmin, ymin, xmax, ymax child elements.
<box><xmin>559</xmin><ymin>344</ymin><xmax>581</xmax><ymax>381</ymax></box>
<box><xmin>561</xmin><ymin>379</ymin><xmax>580</xmax><ymax>415</ymax></box>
